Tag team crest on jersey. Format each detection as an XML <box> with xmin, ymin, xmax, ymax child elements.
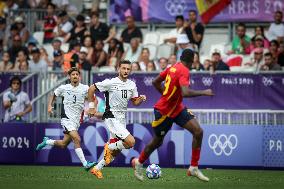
<box><xmin>170</xmin><ymin>67</ymin><xmax>176</xmax><ymax>72</ymax></box>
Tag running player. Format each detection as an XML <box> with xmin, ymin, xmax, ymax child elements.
<box><xmin>132</xmin><ymin>49</ymin><xmax>214</xmax><ymax>181</ymax></box>
<box><xmin>36</xmin><ymin>67</ymin><xmax>96</xmax><ymax>171</ymax></box>
<box><xmin>88</xmin><ymin>60</ymin><xmax>146</xmax><ymax>179</ymax></box>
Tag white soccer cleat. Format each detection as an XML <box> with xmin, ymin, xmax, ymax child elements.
<box><xmin>187</xmin><ymin>166</ymin><xmax>209</xmax><ymax>182</ymax></box>
<box><xmin>132</xmin><ymin>158</ymin><xmax>144</xmax><ymax>181</ymax></box>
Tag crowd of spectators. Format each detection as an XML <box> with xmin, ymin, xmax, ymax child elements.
<box><xmin>0</xmin><ymin>1</ymin><xmax>283</xmax><ymax>74</ymax></box>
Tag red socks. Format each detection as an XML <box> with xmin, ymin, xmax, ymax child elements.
<box><xmin>191</xmin><ymin>148</ymin><xmax>201</xmax><ymax>167</ymax></box>
<box><xmin>138</xmin><ymin>150</ymin><xmax>149</xmax><ymax>164</ymax></box>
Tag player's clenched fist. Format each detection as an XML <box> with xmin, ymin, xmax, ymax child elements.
<box><xmin>139</xmin><ymin>95</ymin><xmax>147</xmax><ymax>101</ymax></box>
<box><xmin>203</xmin><ymin>89</ymin><xmax>214</xmax><ymax>96</ymax></box>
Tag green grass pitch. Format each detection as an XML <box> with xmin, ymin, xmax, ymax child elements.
<box><xmin>0</xmin><ymin>165</ymin><xmax>284</xmax><ymax>189</ymax></box>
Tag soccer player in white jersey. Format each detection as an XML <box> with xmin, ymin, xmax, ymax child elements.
<box><xmin>36</xmin><ymin>67</ymin><xmax>96</xmax><ymax>171</ymax></box>
<box><xmin>87</xmin><ymin>60</ymin><xmax>146</xmax><ymax>179</ymax></box>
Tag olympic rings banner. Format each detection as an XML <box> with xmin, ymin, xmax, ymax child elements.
<box><xmin>93</xmin><ymin>73</ymin><xmax>284</xmax><ymax>110</ymax></box>
<box><xmin>109</xmin><ymin>0</ymin><xmax>284</xmax><ymax>23</ymax></box>
<box><xmin>0</xmin><ymin>123</ymin><xmax>283</xmax><ymax>168</ymax></box>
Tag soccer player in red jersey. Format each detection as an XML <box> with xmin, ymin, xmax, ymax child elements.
<box><xmin>132</xmin><ymin>49</ymin><xmax>214</xmax><ymax>181</ymax></box>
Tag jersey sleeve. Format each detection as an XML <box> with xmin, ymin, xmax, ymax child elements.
<box><xmin>24</xmin><ymin>93</ymin><xmax>31</xmax><ymax>106</ymax></box>
<box><xmin>54</xmin><ymin>85</ymin><xmax>65</xmax><ymax>97</ymax></box>
<box><xmin>159</xmin><ymin>67</ymin><xmax>169</xmax><ymax>79</ymax></box>
<box><xmin>83</xmin><ymin>85</ymin><xmax>89</xmax><ymax>98</ymax></box>
<box><xmin>179</xmin><ymin>68</ymin><xmax>190</xmax><ymax>87</ymax></box>
<box><xmin>95</xmin><ymin>79</ymin><xmax>112</xmax><ymax>92</ymax></box>
<box><xmin>131</xmin><ymin>84</ymin><xmax>139</xmax><ymax>98</ymax></box>
<box><xmin>3</xmin><ymin>92</ymin><xmax>9</xmax><ymax>102</ymax></box>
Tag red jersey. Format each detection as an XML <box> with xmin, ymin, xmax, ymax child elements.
<box><xmin>154</xmin><ymin>62</ymin><xmax>190</xmax><ymax>118</ymax></box>
<box><xmin>44</xmin><ymin>15</ymin><xmax>57</xmax><ymax>39</ymax></box>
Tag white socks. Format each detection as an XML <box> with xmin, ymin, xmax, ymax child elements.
<box><xmin>95</xmin><ymin>157</ymin><xmax>115</xmax><ymax>170</ymax></box>
<box><xmin>108</xmin><ymin>140</ymin><xmax>126</xmax><ymax>150</ymax></box>
<box><xmin>95</xmin><ymin>159</ymin><xmax>106</xmax><ymax>170</ymax></box>
<box><xmin>75</xmin><ymin>148</ymin><xmax>88</xmax><ymax>166</ymax></box>
<box><xmin>46</xmin><ymin>139</ymin><xmax>55</xmax><ymax>146</ymax></box>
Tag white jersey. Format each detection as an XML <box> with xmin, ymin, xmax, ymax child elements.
<box><xmin>54</xmin><ymin>83</ymin><xmax>89</xmax><ymax>124</ymax></box>
<box><xmin>95</xmin><ymin>77</ymin><xmax>138</xmax><ymax>118</ymax></box>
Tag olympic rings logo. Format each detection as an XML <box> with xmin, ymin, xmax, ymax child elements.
<box><xmin>165</xmin><ymin>0</ymin><xmax>187</xmax><ymax>16</ymax></box>
<box><xmin>262</xmin><ymin>77</ymin><xmax>274</xmax><ymax>86</ymax></box>
<box><xmin>143</xmin><ymin>77</ymin><xmax>154</xmax><ymax>86</ymax></box>
<box><xmin>202</xmin><ymin>77</ymin><xmax>213</xmax><ymax>86</ymax></box>
<box><xmin>208</xmin><ymin>134</ymin><xmax>238</xmax><ymax>156</ymax></box>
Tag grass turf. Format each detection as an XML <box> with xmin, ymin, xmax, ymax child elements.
<box><xmin>0</xmin><ymin>165</ymin><xmax>284</xmax><ymax>189</ymax></box>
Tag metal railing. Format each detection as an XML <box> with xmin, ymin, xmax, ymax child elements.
<box><xmin>29</xmin><ymin>77</ymin><xmax>69</xmax><ymax>123</ymax></box>
<box><xmin>126</xmin><ymin>108</ymin><xmax>284</xmax><ymax>126</ymax></box>
<box><xmin>42</xmin><ymin>107</ymin><xmax>284</xmax><ymax>126</ymax></box>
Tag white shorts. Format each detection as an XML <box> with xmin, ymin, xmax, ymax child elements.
<box><xmin>61</xmin><ymin>118</ymin><xmax>80</xmax><ymax>133</ymax></box>
<box><xmin>104</xmin><ymin>117</ymin><xmax>130</xmax><ymax>140</ymax></box>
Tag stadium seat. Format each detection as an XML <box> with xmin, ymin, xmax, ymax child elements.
<box><xmin>143</xmin><ymin>32</ymin><xmax>160</xmax><ymax>45</ymax></box>
<box><xmin>33</xmin><ymin>31</ymin><xmax>44</xmax><ymax>45</ymax></box>
<box><xmin>99</xmin><ymin>66</ymin><xmax>116</xmax><ymax>72</ymax></box>
<box><xmin>200</xmin><ymin>28</ymin><xmax>229</xmax><ymax>56</ymax></box>
<box><xmin>158</xmin><ymin>33</ymin><xmax>169</xmax><ymax>45</ymax></box>
<box><xmin>156</xmin><ymin>44</ymin><xmax>174</xmax><ymax>59</ymax></box>
<box><xmin>43</xmin><ymin>44</ymin><xmax>54</xmax><ymax>59</ymax></box>
<box><xmin>143</xmin><ymin>44</ymin><xmax>157</xmax><ymax>60</ymax></box>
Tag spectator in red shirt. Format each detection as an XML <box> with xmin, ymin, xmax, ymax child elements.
<box><xmin>43</xmin><ymin>3</ymin><xmax>57</xmax><ymax>43</ymax></box>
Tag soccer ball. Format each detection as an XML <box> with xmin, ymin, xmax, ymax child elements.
<box><xmin>146</xmin><ymin>164</ymin><xmax>162</xmax><ymax>179</ymax></box>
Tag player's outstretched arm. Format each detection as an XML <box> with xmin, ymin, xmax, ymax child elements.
<box><xmin>87</xmin><ymin>85</ymin><xmax>97</xmax><ymax>117</ymax></box>
<box><xmin>131</xmin><ymin>95</ymin><xmax>147</xmax><ymax>106</ymax></box>
<box><xmin>181</xmin><ymin>87</ymin><xmax>214</xmax><ymax>98</ymax></box>
<box><xmin>48</xmin><ymin>93</ymin><xmax>56</xmax><ymax>115</ymax></box>
<box><xmin>152</xmin><ymin>75</ymin><xmax>165</xmax><ymax>94</ymax></box>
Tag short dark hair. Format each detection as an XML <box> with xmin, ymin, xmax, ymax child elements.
<box><xmin>275</xmin><ymin>10</ymin><xmax>283</xmax><ymax>16</ymax></box>
<box><xmin>270</xmin><ymin>39</ymin><xmax>279</xmax><ymax>47</ymax></box>
<box><xmin>189</xmin><ymin>10</ymin><xmax>197</xmax><ymax>15</ymax></box>
<box><xmin>119</xmin><ymin>60</ymin><xmax>131</xmax><ymax>67</ymax></box>
<box><xmin>68</xmin><ymin>67</ymin><xmax>80</xmax><ymax>75</ymax></box>
<box><xmin>90</xmin><ymin>11</ymin><xmax>99</xmax><ymax>18</ymax></box>
<box><xmin>180</xmin><ymin>49</ymin><xmax>194</xmax><ymax>64</ymax></box>
<box><xmin>159</xmin><ymin>57</ymin><xmax>168</xmax><ymax>63</ymax></box>
<box><xmin>10</xmin><ymin>76</ymin><xmax>22</xmax><ymax>87</ymax></box>
<box><xmin>264</xmin><ymin>52</ymin><xmax>272</xmax><ymax>58</ymax></box>
<box><xmin>175</xmin><ymin>15</ymin><xmax>184</xmax><ymax>21</ymax></box>
<box><xmin>47</xmin><ymin>3</ymin><xmax>56</xmax><ymax>9</ymax></box>
<box><xmin>237</xmin><ymin>23</ymin><xmax>246</xmax><ymax>29</ymax></box>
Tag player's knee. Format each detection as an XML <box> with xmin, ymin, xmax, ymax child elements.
<box><xmin>125</xmin><ymin>137</ymin><xmax>135</xmax><ymax>148</ymax></box>
<box><xmin>73</xmin><ymin>137</ymin><xmax>81</xmax><ymax>145</ymax></box>
<box><xmin>194</xmin><ymin>127</ymin><xmax>203</xmax><ymax>138</ymax></box>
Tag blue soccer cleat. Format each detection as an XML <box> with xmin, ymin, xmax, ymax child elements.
<box><xmin>36</xmin><ymin>137</ymin><xmax>49</xmax><ymax>151</ymax></box>
<box><xmin>84</xmin><ymin>161</ymin><xmax>96</xmax><ymax>171</ymax></box>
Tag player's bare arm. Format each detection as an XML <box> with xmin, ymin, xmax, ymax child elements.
<box><xmin>152</xmin><ymin>75</ymin><xmax>165</xmax><ymax>94</ymax></box>
<box><xmin>48</xmin><ymin>93</ymin><xmax>57</xmax><ymax>115</ymax></box>
<box><xmin>87</xmin><ymin>84</ymin><xmax>97</xmax><ymax>116</ymax></box>
<box><xmin>131</xmin><ymin>95</ymin><xmax>147</xmax><ymax>106</ymax></box>
<box><xmin>181</xmin><ymin>86</ymin><xmax>214</xmax><ymax>97</ymax></box>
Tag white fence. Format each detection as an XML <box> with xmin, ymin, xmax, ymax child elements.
<box><xmin>126</xmin><ymin>108</ymin><xmax>284</xmax><ymax>126</ymax></box>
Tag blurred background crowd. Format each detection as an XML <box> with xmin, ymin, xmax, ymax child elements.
<box><xmin>0</xmin><ymin>0</ymin><xmax>283</xmax><ymax>75</ymax></box>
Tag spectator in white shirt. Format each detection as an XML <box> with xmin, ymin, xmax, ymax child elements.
<box><xmin>164</xmin><ymin>15</ymin><xmax>184</xmax><ymax>44</ymax></box>
<box><xmin>122</xmin><ymin>38</ymin><xmax>141</xmax><ymax>62</ymax></box>
<box><xmin>267</xmin><ymin>11</ymin><xmax>284</xmax><ymax>43</ymax></box>
<box><xmin>53</xmin><ymin>10</ymin><xmax>73</xmax><ymax>41</ymax></box>
<box><xmin>28</xmin><ymin>47</ymin><xmax>48</xmax><ymax>73</ymax></box>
